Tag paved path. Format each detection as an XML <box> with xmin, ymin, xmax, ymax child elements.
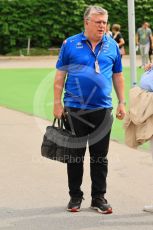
<box><xmin>0</xmin><ymin>56</ymin><xmax>57</xmax><ymax>69</ymax></box>
<box><xmin>0</xmin><ymin>106</ymin><xmax>153</xmax><ymax>230</ymax></box>
<box><xmin>0</xmin><ymin>56</ymin><xmax>153</xmax><ymax>229</ymax></box>
<box><xmin>0</xmin><ymin>55</ymin><xmax>142</xmax><ymax>68</ymax></box>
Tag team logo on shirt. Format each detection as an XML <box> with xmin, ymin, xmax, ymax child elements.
<box><xmin>76</xmin><ymin>42</ymin><xmax>83</xmax><ymax>48</ymax></box>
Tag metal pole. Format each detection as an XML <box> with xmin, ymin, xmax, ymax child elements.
<box><xmin>27</xmin><ymin>37</ymin><xmax>31</xmax><ymax>56</ymax></box>
<box><xmin>127</xmin><ymin>0</ymin><xmax>137</xmax><ymax>87</ymax></box>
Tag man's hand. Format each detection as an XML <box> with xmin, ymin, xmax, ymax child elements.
<box><xmin>53</xmin><ymin>103</ymin><xmax>64</xmax><ymax>119</ymax></box>
<box><xmin>116</xmin><ymin>104</ymin><xmax>126</xmax><ymax>120</ymax></box>
<box><xmin>144</xmin><ymin>63</ymin><xmax>153</xmax><ymax>71</ymax></box>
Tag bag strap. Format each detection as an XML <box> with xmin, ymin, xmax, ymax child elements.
<box><xmin>61</xmin><ymin>115</ymin><xmax>75</xmax><ymax>135</ymax></box>
<box><xmin>52</xmin><ymin>118</ymin><xmax>60</xmax><ymax>127</ymax></box>
<box><xmin>52</xmin><ymin>117</ymin><xmax>76</xmax><ymax>136</ymax></box>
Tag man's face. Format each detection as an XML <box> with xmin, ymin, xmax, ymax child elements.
<box><xmin>85</xmin><ymin>14</ymin><xmax>108</xmax><ymax>41</ymax></box>
<box><xmin>143</xmin><ymin>23</ymin><xmax>148</xmax><ymax>29</ymax></box>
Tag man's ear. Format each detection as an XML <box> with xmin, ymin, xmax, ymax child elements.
<box><xmin>84</xmin><ymin>19</ymin><xmax>88</xmax><ymax>26</ymax></box>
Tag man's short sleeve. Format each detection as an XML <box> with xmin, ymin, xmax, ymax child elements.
<box><xmin>56</xmin><ymin>40</ymin><xmax>69</xmax><ymax>71</ymax></box>
<box><xmin>137</xmin><ymin>28</ymin><xmax>141</xmax><ymax>39</ymax></box>
<box><xmin>112</xmin><ymin>45</ymin><xmax>122</xmax><ymax>73</ymax></box>
<box><xmin>137</xmin><ymin>28</ymin><xmax>140</xmax><ymax>34</ymax></box>
<box><xmin>148</xmin><ymin>28</ymin><xmax>152</xmax><ymax>36</ymax></box>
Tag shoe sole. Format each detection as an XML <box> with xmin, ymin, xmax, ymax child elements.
<box><xmin>90</xmin><ymin>206</ymin><xmax>112</xmax><ymax>214</ymax></box>
<box><xmin>67</xmin><ymin>208</ymin><xmax>80</xmax><ymax>212</ymax></box>
<box><xmin>143</xmin><ymin>210</ymin><xmax>153</xmax><ymax>213</ymax></box>
<box><xmin>143</xmin><ymin>208</ymin><xmax>153</xmax><ymax>213</ymax></box>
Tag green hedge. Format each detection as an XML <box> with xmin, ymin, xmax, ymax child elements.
<box><xmin>0</xmin><ymin>0</ymin><xmax>152</xmax><ymax>54</ymax></box>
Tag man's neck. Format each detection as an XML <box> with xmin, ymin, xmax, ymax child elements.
<box><xmin>84</xmin><ymin>32</ymin><xmax>102</xmax><ymax>49</ymax></box>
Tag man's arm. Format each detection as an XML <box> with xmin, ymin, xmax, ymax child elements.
<box><xmin>53</xmin><ymin>69</ymin><xmax>67</xmax><ymax>118</ymax></box>
<box><xmin>118</xmin><ymin>38</ymin><xmax>125</xmax><ymax>48</ymax></box>
<box><xmin>150</xmin><ymin>34</ymin><xmax>153</xmax><ymax>49</ymax></box>
<box><xmin>112</xmin><ymin>72</ymin><xmax>126</xmax><ymax>120</ymax></box>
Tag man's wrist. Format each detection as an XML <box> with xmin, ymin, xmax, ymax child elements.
<box><xmin>118</xmin><ymin>101</ymin><xmax>126</xmax><ymax>105</ymax></box>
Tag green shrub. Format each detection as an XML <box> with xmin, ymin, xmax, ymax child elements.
<box><xmin>0</xmin><ymin>0</ymin><xmax>152</xmax><ymax>54</ymax></box>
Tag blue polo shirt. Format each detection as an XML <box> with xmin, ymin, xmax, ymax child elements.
<box><xmin>56</xmin><ymin>32</ymin><xmax>122</xmax><ymax>109</ymax></box>
<box><xmin>140</xmin><ymin>67</ymin><xmax>153</xmax><ymax>92</ymax></box>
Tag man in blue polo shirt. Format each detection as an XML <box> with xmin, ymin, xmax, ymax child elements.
<box><xmin>53</xmin><ymin>5</ymin><xmax>126</xmax><ymax>214</ymax></box>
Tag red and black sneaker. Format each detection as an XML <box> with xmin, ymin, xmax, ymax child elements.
<box><xmin>91</xmin><ymin>196</ymin><xmax>112</xmax><ymax>214</ymax></box>
<box><xmin>67</xmin><ymin>197</ymin><xmax>84</xmax><ymax>212</ymax></box>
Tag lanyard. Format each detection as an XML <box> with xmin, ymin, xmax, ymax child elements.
<box><xmin>86</xmin><ymin>41</ymin><xmax>103</xmax><ymax>74</ymax></box>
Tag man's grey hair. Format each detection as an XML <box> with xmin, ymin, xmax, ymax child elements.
<box><xmin>84</xmin><ymin>5</ymin><xmax>108</xmax><ymax>20</ymax></box>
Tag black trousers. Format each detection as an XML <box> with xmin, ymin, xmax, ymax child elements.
<box><xmin>64</xmin><ymin>107</ymin><xmax>113</xmax><ymax>198</ymax></box>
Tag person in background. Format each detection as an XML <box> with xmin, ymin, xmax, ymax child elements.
<box><xmin>149</xmin><ymin>38</ymin><xmax>152</xmax><ymax>63</ymax></box>
<box><xmin>112</xmin><ymin>24</ymin><xmax>125</xmax><ymax>58</ymax></box>
<box><xmin>54</xmin><ymin>5</ymin><xmax>126</xmax><ymax>214</ymax></box>
<box><xmin>147</xmin><ymin>23</ymin><xmax>153</xmax><ymax>63</ymax></box>
<box><xmin>106</xmin><ymin>23</ymin><xmax>112</xmax><ymax>37</ymax></box>
<box><xmin>136</xmin><ymin>22</ymin><xmax>152</xmax><ymax>68</ymax></box>
<box><xmin>124</xmin><ymin>62</ymin><xmax>153</xmax><ymax>213</ymax></box>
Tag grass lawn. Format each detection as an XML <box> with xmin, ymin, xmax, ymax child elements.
<box><xmin>0</xmin><ymin>67</ymin><xmax>145</xmax><ymax>145</ymax></box>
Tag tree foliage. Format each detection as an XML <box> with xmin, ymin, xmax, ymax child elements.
<box><xmin>85</xmin><ymin>0</ymin><xmax>153</xmax><ymax>47</ymax></box>
<box><xmin>0</xmin><ymin>0</ymin><xmax>152</xmax><ymax>54</ymax></box>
